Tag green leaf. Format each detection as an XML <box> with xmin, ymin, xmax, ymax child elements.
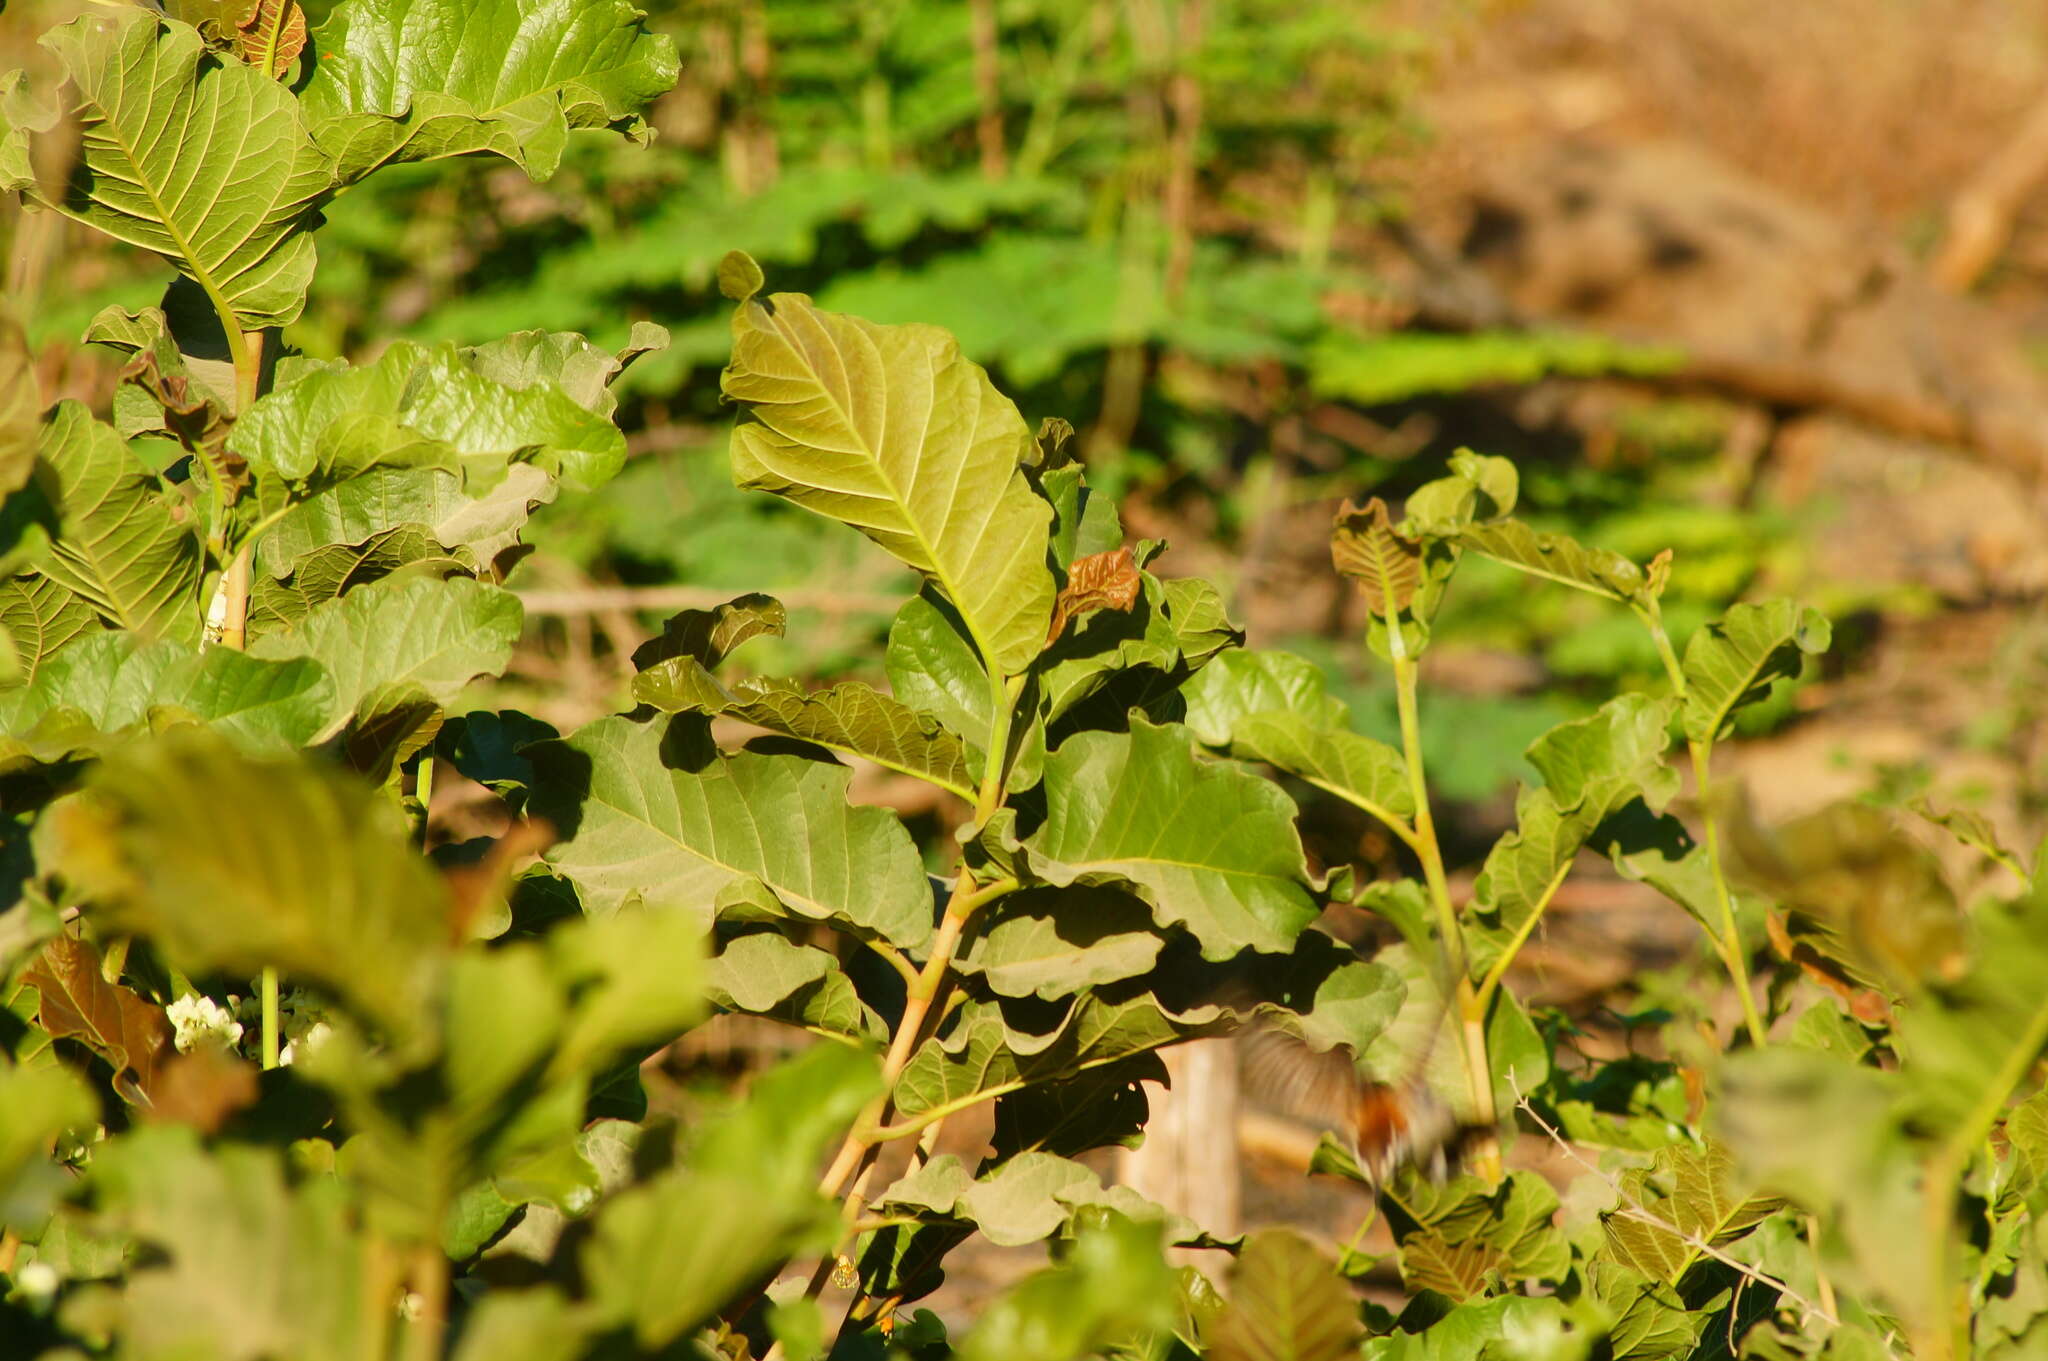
<box><xmin>88</xmin><ymin>1128</ymin><xmax>367</xmax><ymax>1361</ymax></box>
<box><xmin>530</xmin><ymin>715</ymin><xmax>934</xmax><ymax>949</ymax></box>
<box><xmin>706</xmin><ymin>931</ymin><xmax>883</xmax><ymax>1042</ymax></box>
<box><xmin>722</xmin><ymin>284</ymin><xmax>1055</xmax><ymax>675</ymax></box>
<box><xmin>1467</xmin><ymin>696</ymin><xmax>1678</xmax><ymax>980</ymax></box>
<box><xmin>634</xmin><ymin>663</ymin><xmax>978</xmax><ymax>803</ymax></box>
<box><xmin>463</xmin><ymin>326</ymin><xmax>669</xmax><ymax>421</ymax></box>
<box><xmin>249</xmin><ymin>575</ymin><xmax>521</xmax><ymax>735</ymax></box>
<box><xmin>1681</xmin><ymin>600</ymin><xmax>1830</xmax><ymax>745</ymax></box>
<box><xmin>258</xmin><ymin>464</ymin><xmax>554</xmax><ymax>579</ymax></box>
<box><xmin>953</xmin><ymin>886</ymin><xmax>1164</xmax><ymax>1000</ymax></box>
<box><xmin>1181</xmin><ymin>649</ymin><xmax>1413</xmax><ymax>826</ymax></box>
<box><xmin>1023</xmin><ymin>718</ymin><xmax>1320</xmax><ymax>959</ymax></box>
<box><xmin>235</xmin><ymin>340</ymin><xmax>627</xmax><ymax>497</ymax></box>
<box><xmin>249</xmin><ymin>523</ymin><xmax>472</xmax><ymax>634</ymax></box>
<box><xmin>1601</xmin><ymin>1141</ymin><xmax>1788</xmax><ymax>1286</ymax></box>
<box><xmin>0</xmin><ymin>1067</ymin><xmax>91</xmax><ymax>1229</ymax></box>
<box><xmin>29</xmin><ymin>402</ymin><xmax>203</xmax><ymax>644</ymax></box>
<box><xmin>300</xmin><ymin>0</ymin><xmax>679</xmax><ymax>184</ymax></box>
<box><xmin>888</xmin><ymin>591</ymin><xmax>995</xmax><ymax>748</ymax></box>
<box><xmin>0</xmin><ymin>630</ymin><xmax>334</xmax><ymax>752</ymax></box>
<box><xmin>893</xmin><ymin>987</ymin><xmax>1229</xmax><ymax>1120</ymax></box>
<box><xmin>0</xmin><ymin>310</ymin><xmax>38</xmax><ymax>498</ymax></box>
<box><xmin>629</xmin><ymin>592</ymin><xmax>786</xmax><ymax>672</ymax></box>
<box><xmin>42</xmin><ymin>727</ymin><xmax>451</xmax><ymax>1041</ymax></box>
<box><xmin>37</xmin><ymin>11</ymin><xmax>330</xmax><ymax>329</ymax></box>
<box><xmin>954</xmin><ymin>1213</ymin><xmax>1180</xmax><ymax>1361</ymax></box>
<box><xmin>0</xmin><ymin>575</ymin><xmax>99</xmax><ymax>685</ymax></box>
<box><xmin>1443</xmin><ymin>517</ymin><xmax>1648</xmax><ymax>602</ymax></box>
<box><xmin>583</xmin><ymin>1044</ymin><xmax>878</xmax><ymax>1348</ymax></box>
<box><xmin>1389</xmin><ymin>1171</ymin><xmax>1569</xmax><ymax>1299</ymax></box>
<box><xmin>1207</xmin><ymin>1228</ymin><xmax>1362</xmax><ymax>1361</ymax></box>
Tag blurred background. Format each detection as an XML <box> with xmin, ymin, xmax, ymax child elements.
<box><xmin>9</xmin><ymin>0</ymin><xmax>2048</xmax><ymax>1281</ymax></box>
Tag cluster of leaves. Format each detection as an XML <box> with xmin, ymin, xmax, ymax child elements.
<box><xmin>4</xmin><ymin>5</ymin><xmax>2047</xmax><ymax>1361</ymax></box>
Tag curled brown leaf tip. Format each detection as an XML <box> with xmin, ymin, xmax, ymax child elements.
<box><xmin>1048</xmin><ymin>546</ymin><xmax>1141</xmax><ymax>642</ymax></box>
<box><xmin>1330</xmin><ymin>496</ymin><xmax>1421</xmax><ymax>615</ymax></box>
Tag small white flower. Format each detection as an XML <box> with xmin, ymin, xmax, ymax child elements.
<box><xmin>166</xmin><ymin>994</ymin><xmax>244</xmax><ymax>1054</ymax></box>
<box><xmin>16</xmin><ymin>1261</ymin><xmax>58</xmax><ymax>1298</ymax></box>
<box><xmin>278</xmin><ymin>1021</ymin><xmax>332</xmax><ymax>1068</ymax></box>
<box><xmin>396</xmin><ymin>1290</ymin><xmax>424</xmax><ymax>1321</ymax></box>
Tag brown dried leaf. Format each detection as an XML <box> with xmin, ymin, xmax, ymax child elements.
<box><xmin>149</xmin><ymin>1046</ymin><xmax>260</xmax><ymax>1133</ymax></box>
<box><xmin>25</xmin><ymin>934</ymin><xmax>175</xmax><ymax>1104</ymax></box>
<box><xmin>1330</xmin><ymin>497</ymin><xmax>1421</xmax><ymax>615</ymax></box>
<box><xmin>236</xmin><ymin>0</ymin><xmax>307</xmax><ymax>79</ymax></box>
<box><xmin>1047</xmin><ymin>546</ymin><xmax>1140</xmax><ymax>642</ymax></box>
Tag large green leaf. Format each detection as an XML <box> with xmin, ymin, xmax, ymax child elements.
<box><xmin>35</xmin><ymin>11</ymin><xmax>330</xmax><ymax>329</ymax></box>
<box><xmin>1208</xmin><ymin>1228</ymin><xmax>1362</xmax><ymax>1361</ymax></box>
<box><xmin>0</xmin><ymin>631</ymin><xmax>333</xmax><ymax>753</ymax></box>
<box><xmin>235</xmin><ymin>340</ymin><xmax>627</xmax><ymax>498</ymax></box>
<box><xmin>28</xmin><ymin>402</ymin><xmax>203</xmax><ymax>644</ymax></box>
<box><xmin>706</xmin><ymin>930</ymin><xmax>884</xmax><ymax>1042</ymax></box>
<box><xmin>1181</xmin><ymin>648</ymin><xmax>1413</xmax><ymax>826</ymax></box>
<box><xmin>41</xmin><ymin>727</ymin><xmax>451</xmax><ymax>1041</ymax></box>
<box><xmin>0</xmin><ymin>575</ymin><xmax>98</xmax><ymax>685</ymax></box>
<box><xmin>721</xmin><ymin>268</ymin><xmax>1055</xmax><ymax>675</ymax></box>
<box><xmin>248</xmin><ymin>523</ymin><xmax>472</xmax><ymax>634</ymax></box>
<box><xmin>1443</xmin><ymin>517</ymin><xmax>1649</xmax><ymax>602</ymax></box>
<box><xmin>953</xmin><ymin>886</ymin><xmax>1164</xmax><ymax>1000</ymax></box>
<box><xmin>892</xmin><ymin>990</ymin><xmax>1226</xmax><ymax>1120</ymax></box>
<box><xmin>248</xmin><ymin>575</ymin><xmax>521</xmax><ymax>734</ymax></box>
<box><xmin>301</xmin><ymin>0</ymin><xmax>680</xmax><ymax>185</ymax></box>
<box><xmin>1681</xmin><ymin>600</ymin><xmax>1831</xmax><ymax>745</ymax></box>
<box><xmin>257</xmin><ymin>464</ymin><xmax>555</xmax><ymax>576</ymax></box>
<box><xmin>1023</xmin><ymin>718</ymin><xmax>1320</xmax><ymax>959</ymax></box>
<box><xmin>635</xmin><ymin>661</ymin><xmax>978</xmax><ymax>802</ymax></box>
<box><xmin>954</xmin><ymin>1213</ymin><xmax>1180</xmax><ymax>1361</ymax></box>
<box><xmin>1600</xmin><ymin>1141</ymin><xmax>1787</xmax><ymax>1286</ymax></box>
<box><xmin>530</xmin><ymin>716</ymin><xmax>934</xmax><ymax>949</ymax></box>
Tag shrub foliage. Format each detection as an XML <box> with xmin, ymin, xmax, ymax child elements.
<box><xmin>2</xmin><ymin>5</ymin><xmax>2044</xmax><ymax>1361</ymax></box>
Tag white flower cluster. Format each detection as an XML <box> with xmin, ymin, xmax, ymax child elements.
<box><xmin>166</xmin><ymin>994</ymin><xmax>243</xmax><ymax>1054</ymax></box>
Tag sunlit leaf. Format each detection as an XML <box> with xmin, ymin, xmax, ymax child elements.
<box><xmin>301</xmin><ymin>0</ymin><xmax>680</xmax><ymax>184</ymax></box>
<box><xmin>35</xmin><ymin>10</ymin><xmax>330</xmax><ymax>328</ymax></box>
<box><xmin>1681</xmin><ymin>599</ymin><xmax>1830</xmax><ymax>745</ymax></box>
<box><xmin>248</xmin><ymin>575</ymin><xmax>521</xmax><ymax>735</ymax></box>
<box><xmin>1024</xmin><ymin>718</ymin><xmax>1320</xmax><ymax>959</ymax></box>
<box><xmin>29</xmin><ymin>402</ymin><xmax>203</xmax><ymax>644</ymax></box>
<box><xmin>721</xmin><ymin>264</ymin><xmax>1055</xmax><ymax>675</ymax></box>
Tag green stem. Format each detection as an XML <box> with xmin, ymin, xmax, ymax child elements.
<box><xmin>260</xmin><ymin>966</ymin><xmax>280</xmax><ymax>1070</ymax></box>
<box><xmin>412</xmin><ymin>755</ymin><xmax>436</xmax><ymax>843</ymax></box>
<box><xmin>1388</xmin><ymin>633</ymin><xmax>1500</xmax><ymax>1174</ymax></box>
<box><xmin>1472</xmin><ymin>861</ymin><xmax>1572</xmax><ymax>1016</ymax></box>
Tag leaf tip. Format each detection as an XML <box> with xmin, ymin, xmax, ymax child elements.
<box><xmin>717</xmin><ymin>251</ymin><xmax>765</xmax><ymax>303</ymax></box>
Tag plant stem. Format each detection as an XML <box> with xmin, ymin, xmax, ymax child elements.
<box><xmin>1388</xmin><ymin>641</ymin><xmax>1501</xmax><ymax>1177</ymax></box>
<box><xmin>401</xmin><ymin>1241</ymin><xmax>448</xmax><ymax>1361</ymax></box>
<box><xmin>1640</xmin><ymin>606</ymin><xmax>1768</xmax><ymax>1048</ymax></box>
<box><xmin>260</xmin><ymin>967</ymin><xmax>280</xmax><ymax>1070</ymax></box>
